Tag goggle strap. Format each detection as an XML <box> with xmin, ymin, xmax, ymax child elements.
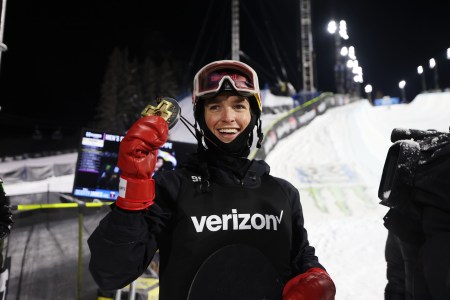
<box><xmin>179</xmin><ymin>114</ymin><xmax>224</xmax><ymax>155</ymax></box>
<box><xmin>179</xmin><ymin>115</ymin><xmax>200</xmax><ymax>144</ymax></box>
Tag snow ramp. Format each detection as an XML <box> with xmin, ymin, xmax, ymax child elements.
<box><xmin>266</xmin><ymin>92</ymin><xmax>450</xmax><ymax>300</ymax></box>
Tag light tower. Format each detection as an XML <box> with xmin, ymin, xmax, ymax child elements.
<box><xmin>429</xmin><ymin>58</ymin><xmax>439</xmax><ymax>90</ymax></box>
<box><xmin>299</xmin><ymin>0</ymin><xmax>315</xmax><ymax>93</ymax></box>
<box><xmin>417</xmin><ymin>65</ymin><xmax>426</xmax><ymax>92</ymax></box>
<box><xmin>399</xmin><ymin>80</ymin><xmax>406</xmax><ymax>103</ymax></box>
<box><xmin>364</xmin><ymin>84</ymin><xmax>373</xmax><ymax>102</ymax></box>
<box><xmin>327</xmin><ymin>20</ymin><xmax>349</xmax><ymax>94</ymax></box>
<box><xmin>231</xmin><ymin>0</ymin><xmax>240</xmax><ymax>61</ymax></box>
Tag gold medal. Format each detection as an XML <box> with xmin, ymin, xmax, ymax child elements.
<box><xmin>141</xmin><ymin>97</ymin><xmax>181</xmax><ymax>129</ymax></box>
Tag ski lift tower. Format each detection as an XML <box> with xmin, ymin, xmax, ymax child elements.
<box><xmin>299</xmin><ymin>0</ymin><xmax>315</xmax><ymax>93</ymax></box>
<box><xmin>231</xmin><ymin>0</ymin><xmax>240</xmax><ymax>61</ymax></box>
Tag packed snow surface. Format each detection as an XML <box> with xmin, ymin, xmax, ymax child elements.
<box><xmin>265</xmin><ymin>92</ymin><xmax>450</xmax><ymax>299</ymax></box>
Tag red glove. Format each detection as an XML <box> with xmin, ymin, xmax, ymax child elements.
<box><xmin>283</xmin><ymin>268</ymin><xmax>336</xmax><ymax>300</ymax></box>
<box><xmin>116</xmin><ymin>116</ymin><xmax>168</xmax><ymax>210</ymax></box>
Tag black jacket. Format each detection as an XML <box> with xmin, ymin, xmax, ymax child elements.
<box><xmin>88</xmin><ymin>154</ymin><xmax>323</xmax><ymax>299</ymax></box>
<box><xmin>383</xmin><ymin>136</ymin><xmax>450</xmax><ymax>300</ymax></box>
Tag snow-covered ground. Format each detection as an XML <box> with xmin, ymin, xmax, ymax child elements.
<box><xmin>266</xmin><ymin>92</ymin><xmax>450</xmax><ymax>299</ymax></box>
<box><xmin>2</xmin><ymin>91</ymin><xmax>449</xmax><ymax>299</ymax></box>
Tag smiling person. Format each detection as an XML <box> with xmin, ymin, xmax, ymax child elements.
<box><xmin>88</xmin><ymin>60</ymin><xmax>336</xmax><ymax>300</ymax></box>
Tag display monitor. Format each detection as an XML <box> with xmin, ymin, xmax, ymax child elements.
<box><xmin>72</xmin><ymin>128</ymin><xmax>196</xmax><ymax>201</ymax></box>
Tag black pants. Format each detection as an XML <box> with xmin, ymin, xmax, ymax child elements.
<box><xmin>415</xmin><ymin>234</ymin><xmax>450</xmax><ymax>300</ymax></box>
<box><xmin>384</xmin><ymin>231</ymin><xmax>420</xmax><ymax>300</ymax></box>
<box><xmin>384</xmin><ymin>231</ymin><xmax>450</xmax><ymax>300</ymax></box>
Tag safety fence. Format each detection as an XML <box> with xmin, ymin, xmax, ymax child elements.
<box><xmin>250</xmin><ymin>92</ymin><xmax>357</xmax><ymax>160</ymax></box>
<box><xmin>2</xmin><ymin>193</ymin><xmax>157</xmax><ymax>300</ymax></box>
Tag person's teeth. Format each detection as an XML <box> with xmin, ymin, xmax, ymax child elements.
<box><xmin>219</xmin><ymin>128</ymin><xmax>238</xmax><ymax>133</ymax></box>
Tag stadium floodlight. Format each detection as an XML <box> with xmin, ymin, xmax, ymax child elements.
<box><xmin>417</xmin><ymin>66</ymin><xmax>426</xmax><ymax>92</ymax></box>
<box><xmin>346</xmin><ymin>59</ymin><xmax>354</xmax><ymax>68</ymax></box>
<box><xmin>353</xmin><ymin>67</ymin><xmax>363</xmax><ymax>82</ymax></box>
<box><xmin>428</xmin><ymin>58</ymin><xmax>440</xmax><ymax>90</ymax></box>
<box><xmin>328</xmin><ymin>19</ymin><xmax>349</xmax><ymax>39</ymax></box>
<box><xmin>348</xmin><ymin>46</ymin><xmax>356</xmax><ymax>60</ymax></box>
<box><xmin>327</xmin><ymin>21</ymin><xmax>337</xmax><ymax>34</ymax></box>
<box><xmin>352</xmin><ymin>65</ymin><xmax>361</xmax><ymax>75</ymax></box>
<box><xmin>447</xmin><ymin>48</ymin><xmax>450</xmax><ymax>59</ymax></box>
<box><xmin>327</xmin><ymin>20</ymin><xmax>346</xmax><ymax>94</ymax></box>
<box><xmin>399</xmin><ymin>80</ymin><xmax>406</xmax><ymax>102</ymax></box>
<box><xmin>353</xmin><ymin>75</ymin><xmax>362</xmax><ymax>83</ymax></box>
<box><xmin>417</xmin><ymin>66</ymin><xmax>423</xmax><ymax>74</ymax></box>
<box><xmin>340</xmin><ymin>46</ymin><xmax>349</xmax><ymax>56</ymax></box>
<box><xmin>339</xmin><ymin>20</ymin><xmax>349</xmax><ymax>40</ymax></box>
<box><xmin>364</xmin><ymin>84</ymin><xmax>373</xmax><ymax>102</ymax></box>
<box><xmin>429</xmin><ymin>58</ymin><xmax>436</xmax><ymax>69</ymax></box>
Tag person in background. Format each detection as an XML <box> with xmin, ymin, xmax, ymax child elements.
<box><xmin>88</xmin><ymin>60</ymin><xmax>336</xmax><ymax>300</ymax></box>
<box><xmin>379</xmin><ymin>127</ymin><xmax>450</xmax><ymax>300</ymax></box>
<box><xmin>0</xmin><ymin>178</ymin><xmax>13</xmax><ymax>241</ymax></box>
<box><xmin>0</xmin><ymin>178</ymin><xmax>14</xmax><ymax>270</ymax></box>
<box><xmin>154</xmin><ymin>156</ymin><xmax>164</xmax><ymax>174</ymax></box>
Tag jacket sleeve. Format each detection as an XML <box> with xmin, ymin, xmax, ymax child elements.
<box><xmin>88</xmin><ymin>171</ymin><xmax>178</xmax><ymax>290</ymax></box>
<box><xmin>87</xmin><ymin>206</ymin><xmax>160</xmax><ymax>290</ymax></box>
<box><xmin>287</xmin><ymin>182</ymin><xmax>325</xmax><ymax>275</ymax></box>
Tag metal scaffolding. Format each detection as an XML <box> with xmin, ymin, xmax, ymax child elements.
<box><xmin>299</xmin><ymin>0</ymin><xmax>315</xmax><ymax>93</ymax></box>
<box><xmin>231</xmin><ymin>0</ymin><xmax>240</xmax><ymax>61</ymax></box>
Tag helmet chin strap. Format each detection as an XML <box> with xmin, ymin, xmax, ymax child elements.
<box><xmin>199</xmin><ymin>112</ymin><xmax>257</xmax><ymax>157</ymax></box>
<box><xmin>179</xmin><ymin>112</ymin><xmax>262</xmax><ymax>193</ymax></box>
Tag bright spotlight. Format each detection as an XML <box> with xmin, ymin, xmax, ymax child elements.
<box><xmin>417</xmin><ymin>66</ymin><xmax>423</xmax><ymax>74</ymax></box>
<box><xmin>327</xmin><ymin>21</ymin><xmax>337</xmax><ymax>34</ymax></box>
<box><xmin>429</xmin><ymin>58</ymin><xmax>436</xmax><ymax>69</ymax></box>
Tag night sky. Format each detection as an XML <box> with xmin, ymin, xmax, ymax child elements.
<box><xmin>1</xmin><ymin>0</ymin><xmax>449</xmax><ymax>138</ymax></box>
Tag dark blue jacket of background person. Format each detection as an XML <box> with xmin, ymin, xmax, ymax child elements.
<box><xmin>88</xmin><ymin>152</ymin><xmax>324</xmax><ymax>300</ymax></box>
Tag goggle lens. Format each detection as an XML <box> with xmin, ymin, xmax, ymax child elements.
<box><xmin>200</xmin><ymin>71</ymin><xmax>254</xmax><ymax>93</ymax></box>
<box><xmin>192</xmin><ymin>60</ymin><xmax>262</xmax><ymax>112</ymax></box>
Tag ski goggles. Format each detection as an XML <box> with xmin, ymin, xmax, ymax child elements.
<box><xmin>193</xmin><ymin>60</ymin><xmax>262</xmax><ymax>111</ymax></box>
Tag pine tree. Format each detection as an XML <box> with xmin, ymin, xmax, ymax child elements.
<box><xmin>95</xmin><ymin>47</ymin><xmax>122</xmax><ymax>132</ymax></box>
<box><xmin>158</xmin><ymin>59</ymin><xmax>179</xmax><ymax>98</ymax></box>
<box><xmin>141</xmin><ymin>57</ymin><xmax>158</xmax><ymax>105</ymax></box>
<box><xmin>95</xmin><ymin>48</ymin><xmax>182</xmax><ymax>133</ymax></box>
<box><xmin>117</xmin><ymin>48</ymin><xmax>144</xmax><ymax>131</ymax></box>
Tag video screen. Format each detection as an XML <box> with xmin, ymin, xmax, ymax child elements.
<box><xmin>72</xmin><ymin>128</ymin><xmax>196</xmax><ymax>201</ymax></box>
